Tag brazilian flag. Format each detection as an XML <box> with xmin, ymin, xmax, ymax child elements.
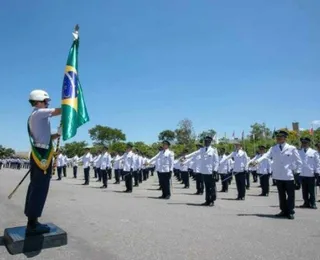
<box><xmin>61</xmin><ymin>29</ymin><xmax>89</xmax><ymax>141</ymax></box>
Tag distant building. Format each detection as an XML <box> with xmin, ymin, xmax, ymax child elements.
<box><xmin>15</xmin><ymin>151</ymin><xmax>30</xmax><ymax>159</ymax></box>
<box><xmin>292</xmin><ymin>122</ymin><xmax>299</xmax><ymax>133</ymax></box>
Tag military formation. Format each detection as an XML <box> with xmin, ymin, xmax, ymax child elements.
<box><xmin>9</xmin><ymin>88</ymin><xmax>320</xmax><ymax>237</ymax></box>
<box><xmin>48</xmin><ymin>131</ymin><xmax>320</xmax><ymax>221</ymax></box>
<box><xmin>0</xmin><ymin>158</ymin><xmax>30</xmax><ymax>170</ymax></box>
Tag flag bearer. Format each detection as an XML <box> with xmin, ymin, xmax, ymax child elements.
<box><xmin>25</xmin><ymin>89</ymin><xmax>61</xmax><ymax>235</ymax></box>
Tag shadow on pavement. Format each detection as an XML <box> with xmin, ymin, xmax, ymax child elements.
<box><xmin>237</xmin><ymin>213</ymin><xmax>282</xmax><ymax>219</ymax></box>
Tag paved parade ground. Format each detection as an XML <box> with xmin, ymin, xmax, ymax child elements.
<box><xmin>1</xmin><ymin>168</ymin><xmax>320</xmax><ymax>260</ymax></box>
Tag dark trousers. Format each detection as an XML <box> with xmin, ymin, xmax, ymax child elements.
<box><xmin>97</xmin><ymin>168</ymin><xmax>101</xmax><ymax>181</ymax></box>
<box><xmin>24</xmin><ymin>148</ymin><xmax>52</xmax><ymax>218</ymax></box>
<box><xmin>133</xmin><ymin>171</ymin><xmax>139</xmax><ymax>186</ymax></box>
<box><xmin>176</xmin><ymin>170</ymin><xmax>181</xmax><ymax>181</ymax></box>
<box><xmin>63</xmin><ymin>165</ymin><xmax>67</xmax><ymax>177</ymax></box>
<box><xmin>108</xmin><ymin>168</ymin><xmax>112</xmax><ymax>179</ymax></box>
<box><xmin>157</xmin><ymin>171</ymin><xmax>161</xmax><ymax>188</ymax></box>
<box><xmin>245</xmin><ymin>171</ymin><xmax>250</xmax><ymax>188</ymax></box>
<box><xmin>252</xmin><ymin>170</ymin><xmax>258</xmax><ymax>182</ymax></box>
<box><xmin>301</xmin><ymin>176</ymin><xmax>316</xmax><ymax>206</ymax></box>
<box><xmin>73</xmin><ymin>166</ymin><xmax>78</xmax><ymax>178</ymax></box>
<box><xmin>220</xmin><ymin>174</ymin><xmax>229</xmax><ymax>192</ymax></box>
<box><xmin>84</xmin><ymin>167</ymin><xmax>90</xmax><ymax>184</ymax></box>
<box><xmin>181</xmin><ymin>171</ymin><xmax>189</xmax><ymax>188</ymax></box>
<box><xmin>276</xmin><ymin>180</ymin><xmax>295</xmax><ymax>215</ymax></box>
<box><xmin>235</xmin><ymin>172</ymin><xmax>246</xmax><ymax>199</ymax></box>
<box><xmin>57</xmin><ymin>166</ymin><xmax>62</xmax><ymax>180</ymax></box>
<box><xmin>138</xmin><ymin>170</ymin><xmax>143</xmax><ymax>183</ymax></box>
<box><xmin>114</xmin><ymin>169</ymin><xmax>120</xmax><ymax>183</ymax></box>
<box><xmin>93</xmin><ymin>167</ymin><xmax>97</xmax><ymax>178</ymax></box>
<box><xmin>195</xmin><ymin>173</ymin><xmax>204</xmax><ymax>193</ymax></box>
<box><xmin>260</xmin><ymin>174</ymin><xmax>270</xmax><ymax>195</ymax></box>
<box><xmin>159</xmin><ymin>172</ymin><xmax>171</xmax><ymax>197</ymax></box>
<box><xmin>101</xmin><ymin>169</ymin><xmax>108</xmax><ymax>187</ymax></box>
<box><xmin>143</xmin><ymin>169</ymin><xmax>148</xmax><ymax>180</ymax></box>
<box><xmin>124</xmin><ymin>171</ymin><xmax>132</xmax><ymax>191</ymax></box>
<box><xmin>203</xmin><ymin>174</ymin><xmax>216</xmax><ymax>203</ymax></box>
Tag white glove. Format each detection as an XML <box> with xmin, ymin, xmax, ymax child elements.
<box><xmin>57</xmin><ymin>126</ymin><xmax>62</xmax><ymax>136</ymax></box>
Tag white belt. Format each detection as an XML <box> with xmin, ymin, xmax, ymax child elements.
<box><xmin>34</xmin><ymin>143</ymin><xmax>49</xmax><ymax>149</ymax></box>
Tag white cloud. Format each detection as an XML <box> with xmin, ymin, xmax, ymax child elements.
<box><xmin>311</xmin><ymin>120</ymin><xmax>320</xmax><ymax>127</ymax></box>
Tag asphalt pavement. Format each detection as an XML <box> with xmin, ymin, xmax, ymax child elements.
<box><xmin>0</xmin><ymin>167</ymin><xmax>320</xmax><ymax>260</ymax></box>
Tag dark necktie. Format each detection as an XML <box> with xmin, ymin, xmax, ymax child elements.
<box><xmin>279</xmin><ymin>144</ymin><xmax>282</xmax><ymax>151</ymax></box>
<box><xmin>304</xmin><ymin>148</ymin><xmax>307</xmax><ymax>153</ymax></box>
<box><xmin>205</xmin><ymin>147</ymin><xmax>208</xmax><ymax>152</ymax></box>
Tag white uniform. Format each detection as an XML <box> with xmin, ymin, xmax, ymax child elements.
<box><xmin>56</xmin><ymin>154</ymin><xmax>64</xmax><ymax>167</ymax></box>
<box><xmin>298</xmin><ymin>148</ymin><xmax>320</xmax><ymax>177</ymax></box>
<box><xmin>149</xmin><ymin>149</ymin><xmax>174</xmax><ymax>173</ymax></box>
<box><xmin>256</xmin><ymin>143</ymin><xmax>302</xmax><ymax>181</ymax></box>
<box><xmin>218</xmin><ymin>154</ymin><xmax>232</xmax><ymax>174</ymax></box>
<box><xmin>82</xmin><ymin>152</ymin><xmax>93</xmax><ymax>169</ymax></box>
<box><xmin>220</xmin><ymin>149</ymin><xmax>248</xmax><ymax>173</ymax></box>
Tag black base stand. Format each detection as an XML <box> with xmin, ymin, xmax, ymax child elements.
<box><xmin>3</xmin><ymin>223</ymin><xmax>67</xmax><ymax>255</ymax></box>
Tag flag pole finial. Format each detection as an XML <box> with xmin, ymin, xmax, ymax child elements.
<box><xmin>73</xmin><ymin>24</ymin><xmax>79</xmax><ymax>40</ymax></box>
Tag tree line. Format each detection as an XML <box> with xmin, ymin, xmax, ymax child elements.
<box><xmin>0</xmin><ymin>145</ymin><xmax>15</xmax><ymax>158</ymax></box>
<box><xmin>2</xmin><ymin>119</ymin><xmax>318</xmax><ymax>159</ymax></box>
<box><xmin>60</xmin><ymin>119</ymin><xmax>320</xmax><ymax>159</ymax></box>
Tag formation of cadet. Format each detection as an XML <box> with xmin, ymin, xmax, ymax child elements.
<box><xmin>46</xmin><ymin>130</ymin><xmax>320</xmax><ymax>219</ymax></box>
<box><xmin>0</xmin><ymin>158</ymin><xmax>30</xmax><ymax>170</ymax></box>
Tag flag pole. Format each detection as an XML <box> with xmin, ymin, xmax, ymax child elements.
<box><xmin>52</xmin><ymin>24</ymin><xmax>80</xmax><ymax>176</ymax></box>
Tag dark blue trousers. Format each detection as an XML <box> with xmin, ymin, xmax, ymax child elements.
<box><xmin>24</xmin><ymin>148</ymin><xmax>52</xmax><ymax>218</ymax></box>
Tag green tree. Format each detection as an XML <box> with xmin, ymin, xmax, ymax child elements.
<box><xmin>175</xmin><ymin>118</ymin><xmax>196</xmax><ymax>146</ymax></box>
<box><xmin>198</xmin><ymin>129</ymin><xmax>217</xmax><ymax>143</ymax></box>
<box><xmin>250</xmin><ymin>123</ymin><xmax>272</xmax><ymax>141</ymax></box>
<box><xmin>89</xmin><ymin>125</ymin><xmax>126</xmax><ymax>146</ymax></box>
<box><xmin>0</xmin><ymin>145</ymin><xmax>15</xmax><ymax>158</ymax></box>
<box><xmin>62</xmin><ymin>141</ymin><xmax>88</xmax><ymax>158</ymax></box>
<box><xmin>109</xmin><ymin>142</ymin><xmax>127</xmax><ymax>154</ymax></box>
<box><xmin>158</xmin><ymin>130</ymin><xmax>176</xmax><ymax>142</ymax></box>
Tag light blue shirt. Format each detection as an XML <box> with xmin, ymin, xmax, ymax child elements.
<box><xmin>29</xmin><ymin>108</ymin><xmax>54</xmax><ymax>145</ymax></box>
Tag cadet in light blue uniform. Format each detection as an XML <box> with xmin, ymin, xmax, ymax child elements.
<box><xmin>25</xmin><ymin>89</ymin><xmax>61</xmax><ymax>235</ymax></box>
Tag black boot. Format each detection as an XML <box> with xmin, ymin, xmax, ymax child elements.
<box><xmin>26</xmin><ymin>218</ymin><xmax>50</xmax><ymax>236</ymax></box>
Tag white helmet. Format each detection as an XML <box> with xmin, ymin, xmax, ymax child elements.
<box><xmin>29</xmin><ymin>90</ymin><xmax>51</xmax><ymax>102</ymax></box>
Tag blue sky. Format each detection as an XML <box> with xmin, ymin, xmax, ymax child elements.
<box><xmin>1</xmin><ymin>0</ymin><xmax>319</xmax><ymax>151</ymax></box>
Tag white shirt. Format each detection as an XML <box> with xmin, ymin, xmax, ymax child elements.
<box><xmin>185</xmin><ymin>146</ymin><xmax>219</xmax><ymax>175</ymax></box>
<box><xmin>115</xmin><ymin>151</ymin><xmax>135</xmax><ymax>172</ymax></box>
<box><xmin>173</xmin><ymin>159</ymin><xmax>181</xmax><ymax>171</ymax></box>
<box><xmin>255</xmin><ymin>154</ymin><xmax>272</xmax><ymax>175</ymax></box>
<box><xmin>94</xmin><ymin>154</ymin><xmax>102</xmax><ymax>168</ymax></box>
<box><xmin>72</xmin><ymin>155</ymin><xmax>79</xmax><ymax>167</ymax></box>
<box><xmin>62</xmin><ymin>155</ymin><xmax>68</xmax><ymax>166</ymax></box>
<box><xmin>298</xmin><ymin>148</ymin><xmax>320</xmax><ymax>177</ymax></box>
<box><xmin>149</xmin><ymin>149</ymin><xmax>174</xmax><ymax>173</ymax></box>
<box><xmin>132</xmin><ymin>153</ymin><xmax>140</xmax><ymax>171</ymax></box>
<box><xmin>82</xmin><ymin>152</ymin><xmax>93</xmax><ymax>168</ymax></box>
<box><xmin>221</xmin><ymin>149</ymin><xmax>249</xmax><ymax>172</ymax></box>
<box><xmin>218</xmin><ymin>154</ymin><xmax>232</xmax><ymax>174</ymax></box>
<box><xmin>256</xmin><ymin>143</ymin><xmax>302</xmax><ymax>181</ymax></box>
<box><xmin>100</xmin><ymin>152</ymin><xmax>111</xmax><ymax>170</ymax></box>
<box><xmin>141</xmin><ymin>157</ymin><xmax>148</xmax><ymax>169</ymax></box>
<box><xmin>113</xmin><ymin>155</ymin><xmax>121</xmax><ymax>169</ymax></box>
<box><xmin>56</xmin><ymin>154</ymin><xmax>64</xmax><ymax>167</ymax></box>
<box><xmin>28</xmin><ymin>108</ymin><xmax>55</xmax><ymax>145</ymax></box>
